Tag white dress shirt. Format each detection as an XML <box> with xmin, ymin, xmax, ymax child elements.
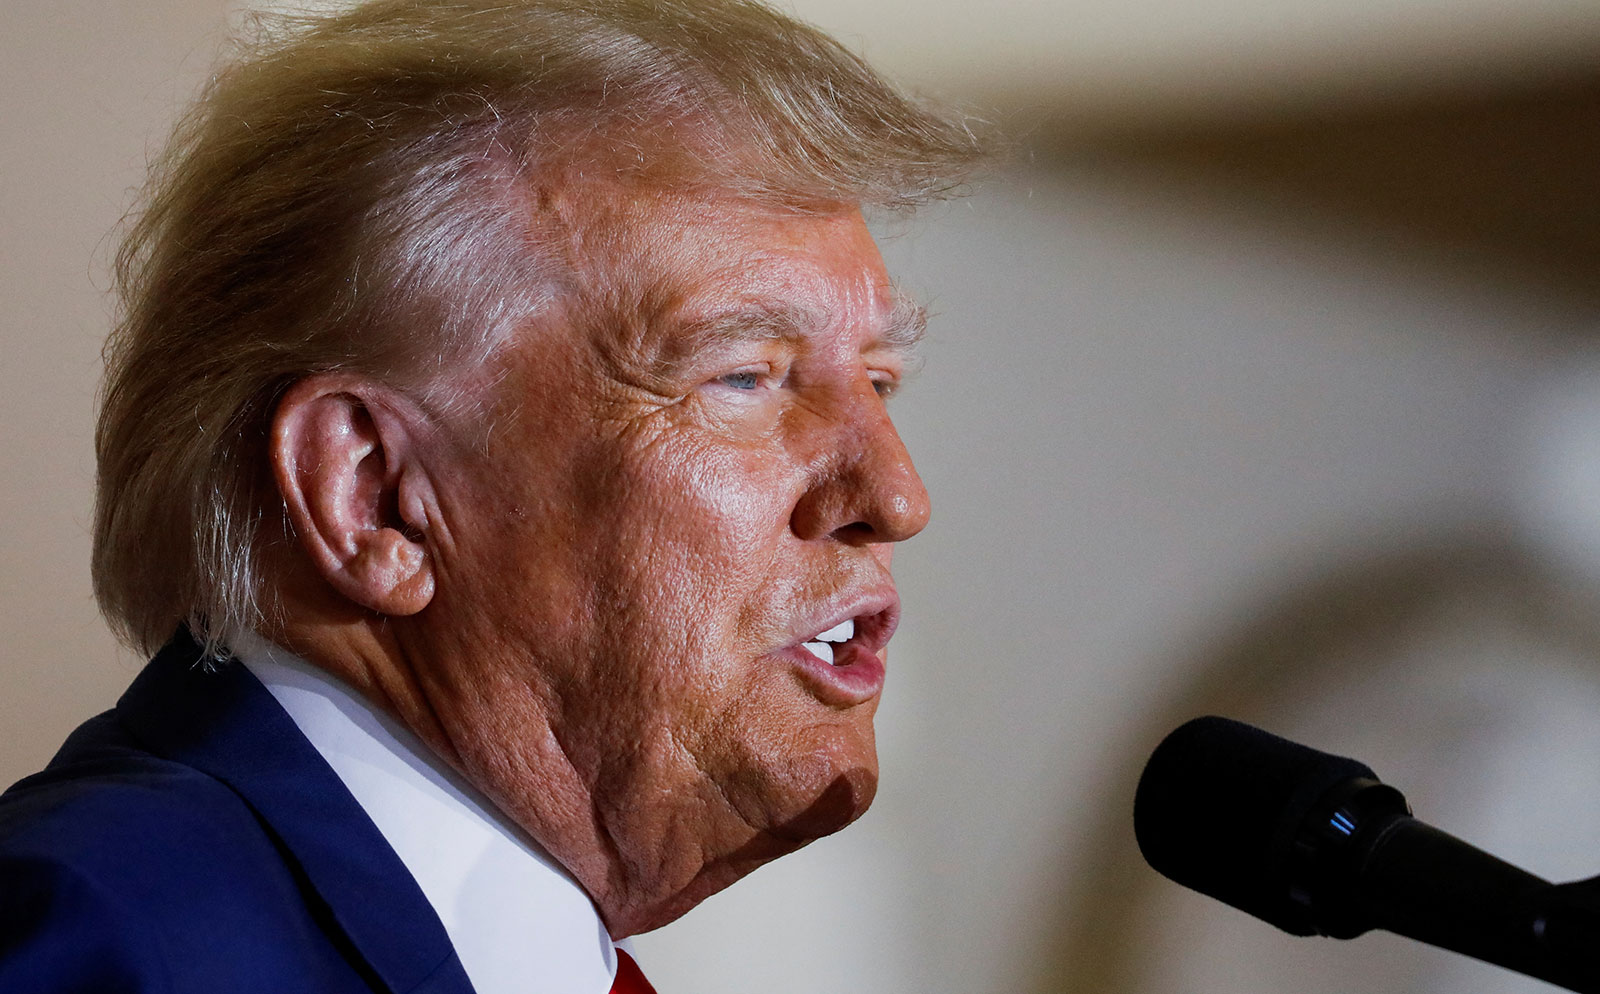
<box><xmin>231</xmin><ymin>632</ymin><xmax>624</xmax><ymax>994</ymax></box>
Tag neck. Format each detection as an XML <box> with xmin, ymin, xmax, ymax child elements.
<box><xmin>263</xmin><ymin>603</ymin><xmax>785</xmax><ymax>938</ymax></box>
<box><xmin>261</xmin><ymin>609</ymin><xmax>633</xmax><ymax>932</ymax></box>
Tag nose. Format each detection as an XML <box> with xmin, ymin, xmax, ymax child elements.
<box><xmin>789</xmin><ymin>384</ymin><xmax>932</xmax><ymax>545</ymax></box>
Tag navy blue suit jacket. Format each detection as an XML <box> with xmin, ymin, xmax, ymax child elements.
<box><xmin>0</xmin><ymin>634</ymin><xmax>477</xmax><ymax>993</ymax></box>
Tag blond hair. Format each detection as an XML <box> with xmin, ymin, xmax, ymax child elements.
<box><xmin>93</xmin><ymin>0</ymin><xmax>984</xmax><ymax>656</ymax></box>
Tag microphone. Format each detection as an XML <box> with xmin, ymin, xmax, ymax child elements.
<box><xmin>1133</xmin><ymin>716</ymin><xmax>1600</xmax><ymax>993</ymax></box>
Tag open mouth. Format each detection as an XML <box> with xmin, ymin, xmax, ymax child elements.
<box><xmin>783</xmin><ymin>599</ymin><xmax>895</xmax><ymax>706</ymax></box>
<box><xmin>800</xmin><ymin>618</ymin><xmax>855</xmax><ymax>666</ymax></box>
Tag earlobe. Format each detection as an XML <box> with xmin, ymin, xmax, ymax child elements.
<box><xmin>346</xmin><ymin>525</ymin><xmax>435</xmax><ymax>615</ymax></box>
<box><xmin>271</xmin><ymin>375</ymin><xmax>438</xmax><ymax>616</ymax></box>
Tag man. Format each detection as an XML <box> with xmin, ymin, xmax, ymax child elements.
<box><xmin>0</xmin><ymin>0</ymin><xmax>980</xmax><ymax>990</ymax></box>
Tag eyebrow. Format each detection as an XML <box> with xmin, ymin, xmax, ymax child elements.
<box><xmin>670</xmin><ymin>283</ymin><xmax>927</xmax><ymax>360</ymax></box>
<box><xmin>883</xmin><ymin>287</ymin><xmax>928</xmax><ymax>354</ymax></box>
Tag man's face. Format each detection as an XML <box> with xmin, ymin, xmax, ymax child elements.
<box><xmin>417</xmin><ymin>190</ymin><xmax>929</xmax><ymax>929</ymax></box>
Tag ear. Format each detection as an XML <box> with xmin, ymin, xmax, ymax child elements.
<box><xmin>270</xmin><ymin>375</ymin><xmax>438</xmax><ymax>616</ymax></box>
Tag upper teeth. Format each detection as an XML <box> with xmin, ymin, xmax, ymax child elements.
<box><xmin>802</xmin><ymin>619</ymin><xmax>854</xmax><ymax>666</ymax></box>
<box><xmin>817</xmin><ymin>620</ymin><xmax>853</xmax><ymax>642</ymax></box>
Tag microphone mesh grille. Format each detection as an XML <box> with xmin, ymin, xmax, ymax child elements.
<box><xmin>1133</xmin><ymin>715</ymin><xmax>1375</xmax><ymax>934</ymax></box>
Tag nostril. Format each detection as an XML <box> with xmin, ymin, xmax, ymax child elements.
<box><xmin>834</xmin><ymin>521</ymin><xmax>877</xmax><ymax>544</ymax></box>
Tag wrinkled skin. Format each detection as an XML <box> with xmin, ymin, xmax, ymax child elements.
<box><xmin>271</xmin><ymin>188</ymin><xmax>930</xmax><ymax>936</ymax></box>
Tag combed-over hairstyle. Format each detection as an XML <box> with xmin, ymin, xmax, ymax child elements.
<box><xmin>93</xmin><ymin>0</ymin><xmax>984</xmax><ymax>656</ymax></box>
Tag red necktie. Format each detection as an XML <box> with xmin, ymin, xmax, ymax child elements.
<box><xmin>610</xmin><ymin>949</ymin><xmax>657</xmax><ymax>994</ymax></box>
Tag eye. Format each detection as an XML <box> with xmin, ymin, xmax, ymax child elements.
<box><xmin>870</xmin><ymin>374</ymin><xmax>899</xmax><ymax>399</ymax></box>
<box><xmin>719</xmin><ymin>370</ymin><xmax>762</xmax><ymax>391</ymax></box>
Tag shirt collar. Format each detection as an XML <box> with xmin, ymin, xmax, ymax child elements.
<box><xmin>231</xmin><ymin>631</ymin><xmax>622</xmax><ymax>994</ymax></box>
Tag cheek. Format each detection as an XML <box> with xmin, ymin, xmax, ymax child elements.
<box><xmin>585</xmin><ymin>428</ymin><xmax>800</xmax><ymax>638</ymax></box>
<box><xmin>580</xmin><ymin>424</ymin><xmax>885</xmax><ymax>837</ymax></box>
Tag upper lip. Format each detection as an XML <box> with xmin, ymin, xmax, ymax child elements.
<box><xmin>789</xmin><ymin>588</ymin><xmax>900</xmax><ymax>657</ymax></box>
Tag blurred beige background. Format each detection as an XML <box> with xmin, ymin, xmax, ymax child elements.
<box><xmin>5</xmin><ymin>2</ymin><xmax>1600</xmax><ymax>992</ymax></box>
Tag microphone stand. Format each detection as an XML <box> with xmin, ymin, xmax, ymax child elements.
<box><xmin>1298</xmin><ymin>778</ymin><xmax>1600</xmax><ymax>994</ymax></box>
<box><xmin>1534</xmin><ymin>874</ymin><xmax>1600</xmax><ymax>994</ymax></box>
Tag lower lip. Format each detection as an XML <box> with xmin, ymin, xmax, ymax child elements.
<box><xmin>781</xmin><ymin>642</ymin><xmax>885</xmax><ymax>707</ymax></box>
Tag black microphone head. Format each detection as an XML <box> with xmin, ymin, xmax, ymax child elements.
<box><xmin>1133</xmin><ymin>715</ymin><xmax>1377</xmax><ymax>935</ymax></box>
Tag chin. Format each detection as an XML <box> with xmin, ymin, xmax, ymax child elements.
<box><xmin>772</xmin><ymin>764</ymin><xmax>879</xmax><ymax>841</ymax></box>
<box><xmin>603</xmin><ymin>728</ymin><xmax>880</xmax><ymax>937</ymax></box>
<box><xmin>761</xmin><ymin>716</ymin><xmax>880</xmax><ymax>843</ymax></box>
<box><xmin>606</xmin><ymin>758</ymin><xmax>876</xmax><ymax>937</ymax></box>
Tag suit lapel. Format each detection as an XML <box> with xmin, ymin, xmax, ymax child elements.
<box><xmin>116</xmin><ymin>634</ymin><xmax>477</xmax><ymax>994</ymax></box>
